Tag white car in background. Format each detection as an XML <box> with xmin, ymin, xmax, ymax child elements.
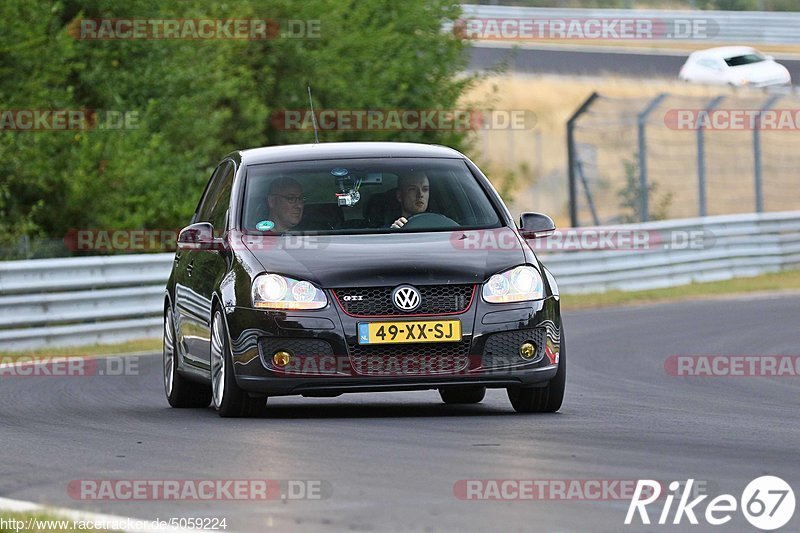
<box><xmin>679</xmin><ymin>46</ymin><xmax>791</xmax><ymax>87</ymax></box>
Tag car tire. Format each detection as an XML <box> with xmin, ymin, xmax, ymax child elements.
<box><xmin>210</xmin><ymin>309</ymin><xmax>268</xmax><ymax>418</ymax></box>
<box><xmin>439</xmin><ymin>386</ymin><xmax>486</xmax><ymax>404</ymax></box>
<box><xmin>164</xmin><ymin>306</ymin><xmax>212</xmax><ymax>408</ymax></box>
<box><xmin>507</xmin><ymin>330</ymin><xmax>566</xmax><ymax>413</ymax></box>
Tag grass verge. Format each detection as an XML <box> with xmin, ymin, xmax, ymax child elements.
<box><xmin>563</xmin><ymin>268</ymin><xmax>800</xmax><ymax>310</ymax></box>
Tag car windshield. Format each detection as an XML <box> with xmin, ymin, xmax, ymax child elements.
<box><xmin>724</xmin><ymin>53</ymin><xmax>765</xmax><ymax>67</ymax></box>
<box><xmin>240</xmin><ymin>157</ymin><xmax>502</xmax><ymax>234</ymax></box>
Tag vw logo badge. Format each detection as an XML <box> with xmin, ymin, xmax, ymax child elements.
<box><xmin>392</xmin><ymin>285</ymin><xmax>421</xmax><ymax>312</ymax></box>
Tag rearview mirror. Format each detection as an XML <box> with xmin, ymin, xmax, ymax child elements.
<box><xmin>519</xmin><ymin>212</ymin><xmax>556</xmax><ymax>239</ymax></box>
<box><xmin>177</xmin><ymin>222</ymin><xmax>224</xmax><ymax>250</ymax></box>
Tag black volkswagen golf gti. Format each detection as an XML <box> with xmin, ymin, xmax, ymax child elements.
<box><xmin>164</xmin><ymin>142</ymin><xmax>565</xmax><ymax>417</ymax></box>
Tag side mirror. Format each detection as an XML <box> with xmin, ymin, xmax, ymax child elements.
<box><xmin>765</xmin><ymin>55</ymin><xmax>774</xmax><ymax>61</ymax></box>
<box><xmin>519</xmin><ymin>212</ymin><xmax>556</xmax><ymax>239</ymax></box>
<box><xmin>177</xmin><ymin>222</ymin><xmax>224</xmax><ymax>250</ymax></box>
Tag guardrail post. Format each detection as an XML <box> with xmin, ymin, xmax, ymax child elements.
<box><xmin>637</xmin><ymin>93</ymin><xmax>668</xmax><ymax>223</ymax></box>
<box><xmin>697</xmin><ymin>95</ymin><xmax>725</xmax><ymax>217</ymax></box>
<box><xmin>567</xmin><ymin>91</ymin><xmax>599</xmax><ymax>227</ymax></box>
<box><xmin>754</xmin><ymin>94</ymin><xmax>781</xmax><ymax>213</ymax></box>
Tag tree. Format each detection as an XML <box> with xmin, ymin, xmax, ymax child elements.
<box><xmin>617</xmin><ymin>158</ymin><xmax>673</xmax><ymax>223</ymax></box>
<box><xmin>0</xmin><ymin>0</ymin><xmax>478</xmax><ymax>257</ymax></box>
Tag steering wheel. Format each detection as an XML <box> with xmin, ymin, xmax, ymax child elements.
<box><xmin>400</xmin><ymin>212</ymin><xmax>459</xmax><ymax>229</ymax></box>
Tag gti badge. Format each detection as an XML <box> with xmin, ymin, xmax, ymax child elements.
<box><xmin>392</xmin><ymin>285</ymin><xmax>421</xmax><ymax>312</ymax></box>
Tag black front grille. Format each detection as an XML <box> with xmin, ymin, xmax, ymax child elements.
<box><xmin>348</xmin><ymin>340</ymin><xmax>471</xmax><ymax>375</ymax></box>
<box><xmin>334</xmin><ymin>285</ymin><xmax>475</xmax><ymax>316</ymax></box>
<box><xmin>260</xmin><ymin>337</ymin><xmax>335</xmax><ymax>358</ymax></box>
<box><xmin>259</xmin><ymin>337</ymin><xmax>335</xmax><ymax>370</ymax></box>
<box><xmin>482</xmin><ymin>328</ymin><xmax>546</xmax><ymax>369</ymax></box>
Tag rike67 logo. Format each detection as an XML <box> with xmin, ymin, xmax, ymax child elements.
<box><xmin>626</xmin><ymin>477</ymin><xmax>795</xmax><ymax>530</ymax></box>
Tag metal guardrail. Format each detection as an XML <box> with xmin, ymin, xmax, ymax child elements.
<box><xmin>0</xmin><ymin>255</ymin><xmax>171</xmax><ymax>350</ymax></box>
<box><xmin>539</xmin><ymin>211</ymin><xmax>800</xmax><ymax>293</ymax></box>
<box><xmin>460</xmin><ymin>4</ymin><xmax>800</xmax><ymax>45</ymax></box>
<box><xmin>1</xmin><ymin>211</ymin><xmax>799</xmax><ymax>350</ymax></box>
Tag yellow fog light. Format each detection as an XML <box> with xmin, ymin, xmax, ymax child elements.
<box><xmin>273</xmin><ymin>351</ymin><xmax>292</xmax><ymax>367</ymax></box>
<box><xmin>519</xmin><ymin>342</ymin><xmax>536</xmax><ymax>360</ymax></box>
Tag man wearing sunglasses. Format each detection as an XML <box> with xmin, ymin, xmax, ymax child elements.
<box><xmin>266</xmin><ymin>177</ymin><xmax>306</xmax><ymax>233</ymax></box>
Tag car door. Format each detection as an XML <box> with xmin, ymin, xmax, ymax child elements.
<box><xmin>697</xmin><ymin>58</ymin><xmax>725</xmax><ymax>84</ymax></box>
<box><xmin>188</xmin><ymin>161</ymin><xmax>235</xmax><ymax>367</ymax></box>
<box><xmin>175</xmin><ymin>162</ymin><xmax>232</xmax><ymax>369</ymax></box>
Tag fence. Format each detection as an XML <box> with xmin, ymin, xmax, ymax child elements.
<box><xmin>567</xmin><ymin>90</ymin><xmax>800</xmax><ymax>227</ymax></box>
<box><xmin>1</xmin><ymin>211</ymin><xmax>799</xmax><ymax>350</ymax></box>
<box><xmin>460</xmin><ymin>4</ymin><xmax>800</xmax><ymax>44</ymax></box>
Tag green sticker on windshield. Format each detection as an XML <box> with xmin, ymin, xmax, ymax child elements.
<box><xmin>256</xmin><ymin>220</ymin><xmax>275</xmax><ymax>231</ymax></box>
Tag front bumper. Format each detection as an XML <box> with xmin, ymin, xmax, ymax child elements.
<box><xmin>224</xmin><ymin>294</ymin><xmax>562</xmax><ymax>396</ymax></box>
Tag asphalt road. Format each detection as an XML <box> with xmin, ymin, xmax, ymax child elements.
<box><xmin>1</xmin><ymin>294</ymin><xmax>799</xmax><ymax>532</ymax></box>
<box><xmin>469</xmin><ymin>43</ymin><xmax>800</xmax><ymax>82</ymax></box>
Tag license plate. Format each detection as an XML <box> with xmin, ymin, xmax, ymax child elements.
<box><xmin>358</xmin><ymin>320</ymin><xmax>461</xmax><ymax>345</ymax></box>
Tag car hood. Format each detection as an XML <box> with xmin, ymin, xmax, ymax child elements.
<box><xmin>236</xmin><ymin>228</ymin><xmax>528</xmax><ymax>288</ymax></box>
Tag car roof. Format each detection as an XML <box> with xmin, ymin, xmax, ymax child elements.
<box><xmin>232</xmin><ymin>142</ymin><xmax>466</xmax><ymax>166</ymax></box>
<box><xmin>690</xmin><ymin>46</ymin><xmax>759</xmax><ymax>59</ymax></box>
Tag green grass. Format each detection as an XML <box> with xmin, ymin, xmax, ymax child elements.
<box><xmin>0</xmin><ymin>338</ymin><xmax>161</xmax><ymax>360</ymax></box>
<box><xmin>0</xmin><ymin>510</ymin><xmax>122</xmax><ymax>532</ymax></box>
<box><xmin>563</xmin><ymin>268</ymin><xmax>800</xmax><ymax>310</ymax></box>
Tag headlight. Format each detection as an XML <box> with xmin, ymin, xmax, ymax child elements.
<box><xmin>482</xmin><ymin>265</ymin><xmax>544</xmax><ymax>303</ymax></box>
<box><xmin>252</xmin><ymin>274</ymin><xmax>327</xmax><ymax>310</ymax></box>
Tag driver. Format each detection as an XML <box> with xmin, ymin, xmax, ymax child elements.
<box><xmin>266</xmin><ymin>177</ymin><xmax>305</xmax><ymax>232</ymax></box>
<box><xmin>390</xmin><ymin>171</ymin><xmax>430</xmax><ymax>229</ymax></box>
